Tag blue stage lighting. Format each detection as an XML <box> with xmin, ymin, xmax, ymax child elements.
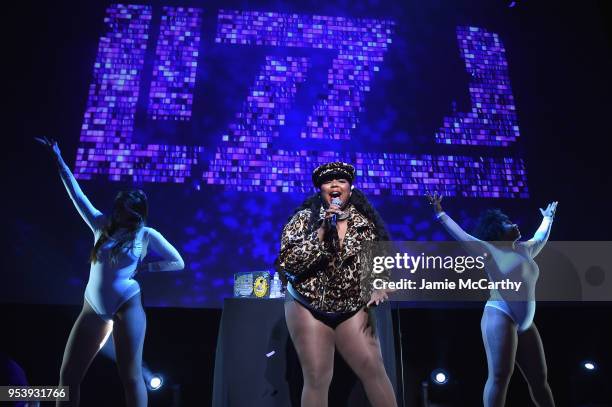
<box><xmin>149</xmin><ymin>375</ymin><xmax>163</xmax><ymax>390</ymax></box>
<box><xmin>143</xmin><ymin>364</ymin><xmax>164</xmax><ymax>391</ymax></box>
<box><xmin>431</xmin><ymin>369</ymin><xmax>449</xmax><ymax>385</ymax></box>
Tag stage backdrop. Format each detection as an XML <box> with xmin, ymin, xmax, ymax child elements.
<box><xmin>6</xmin><ymin>0</ymin><xmax>610</xmax><ymax>308</ymax></box>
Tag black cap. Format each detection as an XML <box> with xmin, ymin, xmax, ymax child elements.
<box><xmin>312</xmin><ymin>162</ymin><xmax>356</xmax><ymax>187</ymax></box>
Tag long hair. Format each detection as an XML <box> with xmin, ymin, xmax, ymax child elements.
<box><xmin>284</xmin><ymin>188</ymin><xmax>388</xmax><ymax>335</ymax></box>
<box><xmin>89</xmin><ymin>189</ymin><xmax>148</xmax><ymax>263</ymax></box>
<box><xmin>287</xmin><ymin>188</ymin><xmax>390</xmax><ymax>241</ymax></box>
<box><xmin>473</xmin><ymin>208</ymin><xmax>509</xmax><ymax>241</ymax></box>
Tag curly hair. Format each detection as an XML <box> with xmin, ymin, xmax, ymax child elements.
<box><xmin>280</xmin><ymin>188</ymin><xmax>388</xmax><ymax>335</ymax></box>
<box><xmin>286</xmin><ymin>187</ymin><xmax>390</xmax><ymax>241</ymax></box>
<box><xmin>473</xmin><ymin>208</ymin><xmax>509</xmax><ymax>241</ymax></box>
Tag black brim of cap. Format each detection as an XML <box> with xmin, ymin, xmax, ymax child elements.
<box><xmin>315</xmin><ymin>171</ymin><xmax>354</xmax><ymax>186</ymax></box>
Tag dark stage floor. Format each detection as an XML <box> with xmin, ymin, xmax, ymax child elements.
<box><xmin>1</xmin><ymin>302</ymin><xmax>610</xmax><ymax>406</ymax></box>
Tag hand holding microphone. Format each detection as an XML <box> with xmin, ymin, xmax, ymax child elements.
<box><xmin>329</xmin><ymin>197</ymin><xmax>343</xmax><ymax>228</ymax></box>
<box><xmin>317</xmin><ymin>197</ymin><xmax>344</xmax><ymax>242</ymax></box>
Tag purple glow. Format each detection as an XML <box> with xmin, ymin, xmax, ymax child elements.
<box><xmin>77</xmin><ymin>4</ymin><xmax>151</xmax><ymax>146</ymax></box>
<box><xmin>148</xmin><ymin>7</ymin><xmax>202</xmax><ymax>120</ymax></box>
<box><xmin>74</xmin><ymin>7</ymin><xmax>529</xmax><ymax>198</ymax></box>
<box><xmin>204</xmin><ymin>55</ymin><xmax>310</xmax><ymax>184</ymax></box>
<box><xmin>435</xmin><ymin>26</ymin><xmax>520</xmax><ymax>146</ymax></box>
<box><xmin>75</xmin><ymin>4</ymin><xmax>202</xmax><ymax>183</ymax></box>
<box><xmin>205</xmin><ymin>150</ymin><xmax>528</xmax><ymax>197</ymax></box>
<box><xmin>215</xmin><ymin>10</ymin><xmax>394</xmax><ymax>140</ymax></box>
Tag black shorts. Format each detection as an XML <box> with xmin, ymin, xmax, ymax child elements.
<box><xmin>285</xmin><ymin>285</ymin><xmax>362</xmax><ymax>329</ymax></box>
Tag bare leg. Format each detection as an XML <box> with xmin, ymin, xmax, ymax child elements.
<box><xmin>113</xmin><ymin>293</ymin><xmax>147</xmax><ymax>407</ymax></box>
<box><xmin>515</xmin><ymin>323</ymin><xmax>555</xmax><ymax>407</ymax></box>
<box><xmin>285</xmin><ymin>298</ymin><xmax>335</xmax><ymax>407</ymax></box>
<box><xmin>481</xmin><ymin>306</ymin><xmax>518</xmax><ymax>407</ymax></box>
<box><xmin>57</xmin><ymin>301</ymin><xmax>112</xmax><ymax>407</ymax></box>
<box><xmin>335</xmin><ymin>309</ymin><xmax>397</xmax><ymax>407</ymax></box>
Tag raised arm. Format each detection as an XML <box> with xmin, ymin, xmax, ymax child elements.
<box><xmin>36</xmin><ymin>137</ymin><xmax>103</xmax><ymax>233</ymax></box>
<box><xmin>521</xmin><ymin>201</ymin><xmax>557</xmax><ymax>258</ymax></box>
<box><xmin>141</xmin><ymin>228</ymin><xmax>185</xmax><ymax>272</ymax></box>
<box><xmin>277</xmin><ymin>209</ymin><xmax>331</xmax><ymax>280</ymax></box>
<box><xmin>426</xmin><ymin>191</ymin><xmax>490</xmax><ymax>254</ymax></box>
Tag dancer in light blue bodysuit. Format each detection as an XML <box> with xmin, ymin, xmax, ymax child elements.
<box><xmin>37</xmin><ymin>137</ymin><xmax>184</xmax><ymax>407</ymax></box>
<box><xmin>426</xmin><ymin>191</ymin><xmax>557</xmax><ymax>407</ymax></box>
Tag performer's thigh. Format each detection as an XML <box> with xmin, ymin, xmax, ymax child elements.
<box><xmin>284</xmin><ymin>300</ymin><xmax>335</xmax><ymax>373</ymax></box>
<box><xmin>481</xmin><ymin>307</ymin><xmax>518</xmax><ymax>377</ymax></box>
<box><xmin>334</xmin><ymin>309</ymin><xmax>385</xmax><ymax>377</ymax></box>
<box><xmin>113</xmin><ymin>294</ymin><xmax>147</xmax><ymax>380</ymax></box>
<box><xmin>60</xmin><ymin>301</ymin><xmax>112</xmax><ymax>382</ymax></box>
<box><xmin>515</xmin><ymin>323</ymin><xmax>548</xmax><ymax>383</ymax></box>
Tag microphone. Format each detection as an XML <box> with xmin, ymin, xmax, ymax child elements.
<box><xmin>330</xmin><ymin>197</ymin><xmax>343</xmax><ymax>228</ymax></box>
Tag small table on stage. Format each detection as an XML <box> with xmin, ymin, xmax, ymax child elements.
<box><xmin>212</xmin><ymin>297</ymin><xmax>398</xmax><ymax>407</ymax></box>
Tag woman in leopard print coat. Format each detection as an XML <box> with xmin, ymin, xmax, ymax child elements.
<box><xmin>276</xmin><ymin>162</ymin><xmax>397</xmax><ymax>407</ymax></box>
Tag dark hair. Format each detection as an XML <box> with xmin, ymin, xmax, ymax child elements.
<box><xmin>283</xmin><ymin>188</ymin><xmax>388</xmax><ymax>335</ymax></box>
<box><xmin>288</xmin><ymin>188</ymin><xmax>390</xmax><ymax>241</ymax></box>
<box><xmin>473</xmin><ymin>209</ymin><xmax>509</xmax><ymax>241</ymax></box>
<box><xmin>90</xmin><ymin>189</ymin><xmax>148</xmax><ymax>263</ymax></box>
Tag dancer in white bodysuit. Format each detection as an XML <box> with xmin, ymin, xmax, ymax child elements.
<box><xmin>37</xmin><ymin>137</ymin><xmax>184</xmax><ymax>407</ymax></box>
<box><xmin>426</xmin><ymin>191</ymin><xmax>557</xmax><ymax>407</ymax></box>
